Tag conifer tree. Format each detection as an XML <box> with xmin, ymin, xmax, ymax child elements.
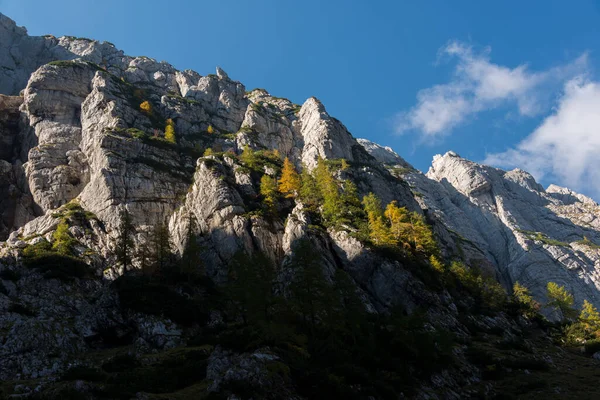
<box><xmin>384</xmin><ymin>201</ymin><xmax>437</xmax><ymax>255</ymax></box>
<box><xmin>150</xmin><ymin>221</ymin><xmax>173</xmax><ymax>272</ymax></box>
<box><xmin>334</xmin><ymin>268</ymin><xmax>367</xmax><ymax>346</ymax></box>
<box><xmin>260</xmin><ymin>174</ymin><xmax>279</xmax><ymax>214</ymax></box>
<box><xmin>180</xmin><ymin>214</ymin><xmax>203</xmax><ymax>280</ymax></box>
<box><xmin>136</xmin><ymin>233</ymin><xmax>153</xmax><ymax>275</ymax></box>
<box><xmin>299</xmin><ymin>167</ymin><xmax>321</xmax><ymax>207</ymax></box>
<box><xmin>240</xmin><ymin>145</ymin><xmax>258</xmax><ymax>170</ymax></box>
<box><xmin>580</xmin><ymin>300</ymin><xmax>600</xmax><ymax>332</ymax></box>
<box><xmin>289</xmin><ymin>239</ymin><xmax>335</xmax><ymax>329</ymax></box>
<box><xmin>228</xmin><ymin>251</ymin><xmax>275</xmax><ymax>325</ymax></box>
<box><xmin>314</xmin><ymin>157</ymin><xmax>341</xmax><ymax>223</ymax></box>
<box><xmin>340</xmin><ymin>181</ymin><xmax>363</xmax><ymax>218</ymax></box>
<box><xmin>340</xmin><ymin>158</ymin><xmax>349</xmax><ymax>171</ymax></box>
<box><xmin>164</xmin><ymin>118</ymin><xmax>176</xmax><ymax>143</ymax></box>
<box><xmin>546</xmin><ymin>282</ymin><xmax>576</xmax><ymax>320</ymax></box>
<box><xmin>139</xmin><ymin>101</ymin><xmax>152</xmax><ymax>114</ymax></box>
<box><xmin>429</xmin><ymin>255</ymin><xmax>445</xmax><ymax>273</ymax></box>
<box><xmin>362</xmin><ymin>193</ymin><xmax>395</xmax><ymax>246</ymax></box>
<box><xmin>278</xmin><ymin>158</ymin><xmax>301</xmax><ymax>199</ymax></box>
<box><xmin>407</xmin><ymin>212</ymin><xmax>438</xmax><ymax>255</ymax></box>
<box><xmin>115</xmin><ymin>208</ymin><xmax>135</xmax><ymax>271</ymax></box>
<box><xmin>512</xmin><ymin>282</ymin><xmax>539</xmax><ymax>317</ymax></box>
<box><xmin>384</xmin><ymin>201</ymin><xmax>409</xmax><ymax>240</ymax></box>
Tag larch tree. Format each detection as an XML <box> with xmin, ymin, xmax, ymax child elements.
<box><xmin>115</xmin><ymin>208</ymin><xmax>135</xmax><ymax>271</ymax></box>
<box><xmin>278</xmin><ymin>157</ymin><xmax>301</xmax><ymax>199</ymax></box>
<box><xmin>299</xmin><ymin>166</ymin><xmax>321</xmax><ymax>207</ymax></box>
<box><xmin>164</xmin><ymin>118</ymin><xmax>176</xmax><ymax>143</ymax></box>
<box><xmin>260</xmin><ymin>174</ymin><xmax>279</xmax><ymax>214</ymax></box>
<box><xmin>546</xmin><ymin>282</ymin><xmax>576</xmax><ymax>321</ymax></box>
<box><xmin>289</xmin><ymin>239</ymin><xmax>336</xmax><ymax>331</ymax></box>
<box><xmin>180</xmin><ymin>213</ymin><xmax>204</xmax><ymax>281</ymax></box>
<box><xmin>139</xmin><ymin>100</ymin><xmax>152</xmax><ymax>114</ymax></box>
<box><xmin>512</xmin><ymin>282</ymin><xmax>540</xmax><ymax>317</ymax></box>
<box><xmin>384</xmin><ymin>201</ymin><xmax>409</xmax><ymax>241</ymax></box>
<box><xmin>362</xmin><ymin>193</ymin><xmax>395</xmax><ymax>246</ymax></box>
<box><xmin>314</xmin><ymin>157</ymin><xmax>341</xmax><ymax>224</ymax></box>
<box><xmin>580</xmin><ymin>300</ymin><xmax>600</xmax><ymax>332</ymax></box>
<box><xmin>240</xmin><ymin>145</ymin><xmax>259</xmax><ymax>170</ymax></box>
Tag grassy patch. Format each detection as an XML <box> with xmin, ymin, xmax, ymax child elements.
<box><xmin>517</xmin><ymin>229</ymin><xmax>569</xmax><ymax>247</ymax></box>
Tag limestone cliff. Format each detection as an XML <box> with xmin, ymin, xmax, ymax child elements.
<box><xmin>3</xmin><ymin>12</ymin><xmax>600</xmax><ymax>399</ymax></box>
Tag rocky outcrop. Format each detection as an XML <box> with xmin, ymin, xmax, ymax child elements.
<box><xmin>410</xmin><ymin>151</ymin><xmax>600</xmax><ymax>314</ymax></box>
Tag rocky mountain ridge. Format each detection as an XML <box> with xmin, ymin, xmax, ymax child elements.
<box><xmin>2</xmin><ymin>12</ymin><xmax>600</xmax><ymax>398</ymax></box>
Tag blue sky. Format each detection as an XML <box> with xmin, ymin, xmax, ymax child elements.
<box><xmin>3</xmin><ymin>0</ymin><xmax>600</xmax><ymax>197</ymax></box>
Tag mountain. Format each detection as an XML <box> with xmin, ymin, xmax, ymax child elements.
<box><xmin>3</xmin><ymin>13</ymin><xmax>600</xmax><ymax>399</ymax></box>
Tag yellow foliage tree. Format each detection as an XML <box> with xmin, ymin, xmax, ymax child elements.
<box><xmin>384</xmin><ymin>201</ymin><xmax>410</xmax><ymax>241</ymax></box>
<box><xmin>278</xmin><ymin>158</ymin><xmax>301</xmax><ymax>199</ymax></box>
<box><xmin>580</xmin><ymin>300</ymin><xmax>600</xmax><ymax>334</ymax></box>
<box><xmin>384</xmin><ymin>201</ymin><xmax>437</xmax><ymax>255</ymax></box>
<box><xmin>546</xmin><ymin>282</ymin><xmax>576</xmax><ymax>321</ymax></box>
<box><xmin>164</xmin><ymin>119</ymin><xmax>176</xmax><ymax>143</ymax></box>
<box><xmin>429</xmin><ymin>255</ymin><xmax>445</xmax><ymax>273</ymax></box>
<box><xmin>314</xmin><ymin>157</ymin><xmax>341</xmax><ymax>223</ymax></box>
<box><xmin>513</xmin><ymin>282</ymin><xmax>540</xmax><ymax>317</ymax></box>
<box><xmin>362</xmin><ymin>193</ymin><xmax>396</xmax><ymax>246</ymax></box>
<box><xmin>140</xmin><ymin>101</ymin><xmax>152</xmax><ymax>114</ymax></box>
<box><xmin>207</xmin><ymin>125</ymin><xmax>215</xmax><ymax>134</ymax></box>
<box><xmin>340</xmin><ymin>159</ymin><xmax>349</xmax><ymax>171</ymax></box>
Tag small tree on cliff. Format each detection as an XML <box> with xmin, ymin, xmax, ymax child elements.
<box><xmin>164</xmin><ymin>118</ymin><xmax>176</xmax><ymax>143</ymax></box>
<box><xmin>278</xmin><ymin>158</ymin><xmax>301</xmax><ymax>199</ymax></box>
<box><xmin>140</xmin><ymin>101</ymin><xmax>152</xmax><ymax>115</ymax></box>
<box><xmin>546</xmin><ymin>282</ymin><xmax>576</xmax><ymax>321</ymax></box>
<box><xmin>260</xmin><ymin>174</ymin><xmax>279</xmax><ymax>214</ymax></box>
<box><xmin>115</xmin><ymin>208</ymin><xmax>135</xmax><ymax>271</ymax></box>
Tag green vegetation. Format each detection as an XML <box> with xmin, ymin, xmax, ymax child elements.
<box><xmin>575</xmin><ymin>236</ymin><xmax>600</xmax><ymax>249</ymax></box>
<box><xmin>517</xmin><ymin>229</ymin><xmax>569</xmax><ymax>247</ymax></box>
<box><xmin>513</xmin><ymin>282</ymin><xmax>541</xmax><ymax>318</ymax></box>
<box><xmin>259</xmin><ymin>174</ymin><xmax>279</xmax><ymax>215</ymax></box>
<box><xmin>48</xmin><ymin>60</ymin><xmax>83</xmax><ymax>68</ymax></box>
<box><xmin>52</xmin><ymin>220</ymin><xmax>77</xmax><ymax>255</ymax></box>
<box><xmin>22</xmin><ymin>241</ymin><xmax>90</xmax><ymax>282</ymax></box>
<box><xmin>20</xmin><ymin>201</ymin><xmax>96</xmax><ymax>281</ymax></box>
<box><xmin>239</xmin><ymin>146</ymin><xmax>282</xmax><ymax>173</ymax></box>
<box><xmin>546</xmin><ymin>282</ymin><xmax>576</xmax><ymax>321</ymax></box>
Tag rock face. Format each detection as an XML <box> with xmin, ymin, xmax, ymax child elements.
<box><xmin>3</xmin><ymin>12</ymin><xmax>600</xmax><ymax>395</ymax></box>
<box><xmin>360</xmin><ymin>143</ymin><xmax>600</xmax><ymax>316</ymax></box>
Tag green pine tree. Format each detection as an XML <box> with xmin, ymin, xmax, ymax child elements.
<box><xmin>228</xmin><ymin>251</ymin><xmax>276</xmax><ymax>325</ymax></box>
<box><xmin>115</xmin><ymin>208</ymin><xmax>135</xmax><ymax>271</ymax></box>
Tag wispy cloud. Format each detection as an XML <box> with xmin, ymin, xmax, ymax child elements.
<box><xmin>485</xmin><ymin>77</ymin><xmax>600</xmax><ymax>197</ymax></box>
<box><xmin>395</xmin><ymin>41</ymin><xmax>588</xmax><ymax>138</ymax></box>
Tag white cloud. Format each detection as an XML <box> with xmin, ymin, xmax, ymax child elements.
<box><xmin>396</xmin><ymin>41</ymin><xmax>588</xmax><ymax>138</ymax></box>
<box><xmin>484</xmin><ymin>78</ymin><xmax>600</xmax><ymax>196</ymax></box>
